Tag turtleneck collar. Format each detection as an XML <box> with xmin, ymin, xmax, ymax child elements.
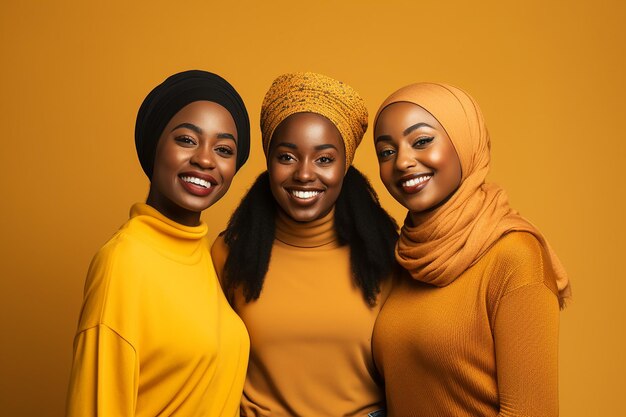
<box><xmin>274</xmin><ymin>207</ymin><xmax>338</xmax><ymax>248</ymax></box>
<box><xmin>128</xmin><ymin>203</ymin><xmax>208</xmax><ymax>263</ymax></box>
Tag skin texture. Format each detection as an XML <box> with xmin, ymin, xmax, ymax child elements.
<box><xmin>268</xmin><ymin>112</ymin><xmax>346</xmax><ymax>223</ymax></box>
<box><xmin>146</xmin><ymin>100</ymin><xmax>238</xmax><ymax>226</ymax></box>
<box><xmin>374</xmin><ymin>102</ymin><xmax>462</xmax><ymax>218</ymax></box>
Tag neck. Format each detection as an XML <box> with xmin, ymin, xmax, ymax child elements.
<box><xmin>129</xmin><ymin>203</ymin><xmax>208</xmax><ymax>262</ymax></box>
<box><xmin>145</xmin><ymin>189</ymin><xmax>201</xmax><ymax>227</ymax></box>
<box><xmin>409</xmin><ymin>187</ymin><xmax>460</xmax><ymax>225</ymax></box>
<box><xmin>275</xmin><ymin>206</ymin><xmax>337</xmax><ymax>248</ymax></box>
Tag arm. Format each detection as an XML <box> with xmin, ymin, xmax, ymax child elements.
<box><xmin>66</xmin><ymin>325</ymin><xmax>138</xmax><ymax>417</ymax></box>
<box><xmin>66</xmin><ymin>238</ymin><xmax>140</xmax><ymax>417</ymax></box>
<box><xmin>494</xmin><ymin>282</ymin><xmax>560</xmax><ymax>417</ymax></box>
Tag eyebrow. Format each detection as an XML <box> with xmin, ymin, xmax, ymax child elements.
<box><xmin>172</xmin><ymin>123</ymin><xmax>202</xmax><ymax>134</ymax></box>
<box><xmin>273</xmin><ymin>142</ymin><xmax>297</xmax><ymax>150</ymax></box>
<box><xmin>217</xmin><ymin>133</ymin><xmax>236</xmax><ymax>142</ymax></box>
<box><xmin>403</xmin><ymin>122</ymin><xmax>434</xmax><ymax>136</ymax></box>
<box><xmin>172</xmin><ymin>123</ymin><xmax>236</xmax><ymax>141</ymax></box>
<box><xmin>375</xmin><ymin>122</ymin><xmax>435</xmax><ymax>144</ymax></box>
<box><xmin>315</xmin><ymin>144</ymin><xmax>338</xmax><ymax>151</ymax></box>
<box><xmin>273</xmin><ymin>142</ymin><xmax>338</xmax><ymax>151</ymax></box>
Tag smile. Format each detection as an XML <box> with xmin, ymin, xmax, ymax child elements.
<box><xmin>178</xmin><ymin>173</ymin><xmax>217</xmax><ymax>197</ymax></box>
<box><xmin>401</xmin><ymin>175</ymin><xmax>431</xmax><ymax>188</ymax></box>
<box><xmin>289</xmin><ymin>189</ymin><xmax>322</xmax><ymax>200</ymax></box>
<box><xmin>180</xmin><ymin>175</ymin><xmax>212</xmax><ymax>189</ymax></box>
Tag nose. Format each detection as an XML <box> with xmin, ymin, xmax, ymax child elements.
<box><xmin>190</xmin><ymin>143</ymin><xmax>216</xmax><ymax>169</ymax></box>
<box><xmin>293</xmin><ymin>160</ymin><xmax>315</xmax><ymax>182</ymax></box>
<box><xmin>395</xmin><ymin>144</ymin><xmax>417</xmax><ymax>171</ymax></box>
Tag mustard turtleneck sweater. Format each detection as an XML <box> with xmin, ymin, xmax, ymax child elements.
<box><xmin>66</xmin><ymin>203</ymin><xmax>249</xmax><ymax>417</ymax></box>
<box><xmin>372</xmin><ymin>232</ymin><xmax>560</xmax><ymax>417</ymax></box>
<box><xmin>211</xmin><ymin>209</ymin><xmax>387</xmax><ymax>417</ymax></box>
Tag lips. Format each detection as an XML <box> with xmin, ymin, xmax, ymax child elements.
<box><xmin>286</xmin><ymin>188</ymin><xmax>324</xmax><ymax>205</ymax></box>
<box><xmin>398</xmin><ymin>173</ymin><xmax>432</xmax><ymax>194</ymax></box>
<box><xmin>178</xmin><ymin>172</ymin><xmax>217</xmax><ymax>197</ymax></box>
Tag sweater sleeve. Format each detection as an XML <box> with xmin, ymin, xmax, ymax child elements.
<box><xmin>492</xmin><ymin>234</ymin><xmax>560</xmax><ymax>417</ymax></box>
<box><xmin>66</xmin><ymin>324</ymin><xmax>138</xmax><ymax>417</ymax></box>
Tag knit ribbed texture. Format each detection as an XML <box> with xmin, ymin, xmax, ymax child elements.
<box><xmin>373</xmin><ymin>232</ymin><xmax>560</xmax><ymax>417</ymax></box>
<box><xmin>211</xmin><ymin>210</ymin><xmax>388</xmax><ymax>417</ymax></box>
<box><xmin>260</xmin><ymin>72</ymin><xmax>368</xmax><ymax>169</ymax></box>
<box><xmin>375</xmin><ymin>82</ymin><xmax>571</xmax><ymax>307</ymax></box>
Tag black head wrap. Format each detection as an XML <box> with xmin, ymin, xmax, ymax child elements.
<box><xmin>135</xmin><ymin>70</ymin><xmax>250</xmax><ymax>178</ymax></box>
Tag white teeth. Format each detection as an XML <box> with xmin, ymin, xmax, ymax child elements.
<box><xmin>181</xmin><ymin>176</ymin><xmax>212</xmax><ymax>188</ymax></box>
<box><xmin>291</xmin><ymin>190</ymin><xmax>321</xmax><ymax>199</ymax></box>
<box><xmin>402</xmin><ymin>175</ymin><xmax>431</xmax><ymax>188</ymax></box>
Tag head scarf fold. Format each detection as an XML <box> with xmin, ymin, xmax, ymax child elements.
<box><xmin>375</xmin><ymin>83</ymin><xmax>571</xmax><ymax>307</ymax></box>
<box><xmin>135</xmin><ymin>70</ymin><xmax>250</xmax><ymax>179</ymax></box>
<box><xmin>260</xmin><ymin>72</ymin><xmax>368</xmax><ymax>169</ymax></box>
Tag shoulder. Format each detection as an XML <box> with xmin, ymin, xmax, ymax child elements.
<box><xmin>482</xmin><ymin>232</ymin><xmax>560</xmax><ymax>326</ymax></box>
<box><xmin>78</xmin><ymin>227</ymin><xmax>147</xmax><ymax>330</ymax></box>
<box><xmin>87</xmin><ymin>226</ymin><xmax>149</xmax><ymax>283</ymax></box>
<box><xmin>489</xmin><ymin>232</ymin><xmax>545</xmax><ymax>274</ymax></box>
<box><xmin>490</xmin><ymin>231</ymin><xmax>543</xmax><ymax>261</ymax></box>
<box><xmin>486</xmin><ymin>232</ymin><xmax>558</xmax><ymax>297</ymax></box>
<box><xmin>210</xmin><ymin>232</ymin><xmax>229</xmax><ymax>280</ymax></box>
<box><xmin>210</xmin><ymin>232</ymin><xmax>229</xmax><ymax>257</ymax></box>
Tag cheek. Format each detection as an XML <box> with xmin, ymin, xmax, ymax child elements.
<box><xmin>323</xmin><ymin>179</ymin><xmax>344</xmax><ymax>207</ymax></box>
<box><xmin>426</xmin><ymin>147</ymin><xmax>461</xmax><ymax>184</ymax></box>
<box><xmin>268</xmin><ymin>163</ymin><xmax>290</xmax><ymax>186</ymax></box>
<box><xmin>378</xmin><ymin>162</ymin><xmax>394</xmax><ymax>188</ymax></box>
<box><xmin>440</xmin><ymin>147</ymin><xmax>462</xmax><ymax>182</ymax></box>
<box><xmin>427</xmin><ymin>148</ymin><xmax>445</xmax><ymax>166</ymax></box>
<box><xmin>217</xmin><ymin>159</ymin><xmax>237</xmax><ymax>184</ymax></box>
<box><xmin>322</xmin><ymin>167</ymin><xmax>345</xmax><ymax>190</ymax></box>
<box><xmin>153</xmin><ymin>147</ymin><xmax>181</xmax><ymax>181</ymax></box>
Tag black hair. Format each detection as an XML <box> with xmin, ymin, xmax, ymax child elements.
<box><xmin>222</xmin><ymin>166</ymin><xmax>398</xmax><ymax>306</ymax></box>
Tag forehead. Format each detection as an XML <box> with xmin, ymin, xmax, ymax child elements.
<box><xmin>166</xmin><ymin>101</ymin><xmax>237</xmax><ymax>132</ymax></box>
<box><xmin>271</xmin><ymin>112</ymin><xmax>344</xmax><ymax>152</ymax></box>
<box><xmin>375</xmin><ymin>102</ymin><xmax>444</xmax><ymax>134</ymax></box>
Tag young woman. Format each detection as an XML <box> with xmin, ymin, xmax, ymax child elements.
<box><xmin>372</xmin><ymin>82</ymin><xmax>572</xmax><ymax>417</ymax></box>
<box><xmin>211</xmin><ymin>72</ymin><xmax>398</xmax><ymax>417</ymax></box>
<box><xmin>66</xmin><ymin>70</ymin><xmax>251</xmax><ymax>417</ymax></box>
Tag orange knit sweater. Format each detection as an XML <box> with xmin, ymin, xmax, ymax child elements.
<box><xmin>372</xmin><ymin>232</ymin><xmax>560</xmax><ymax>417</ymax></box>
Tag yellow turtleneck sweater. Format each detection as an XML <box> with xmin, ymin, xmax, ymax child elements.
<box><xmin>66</xmin><ymin>203</ymin><xmax>249</xmax><ymax>417</ymax></box>
<box><xmin>373</xmin><ymin>232</ymin><xmax>560</xmax><ymax>417</ymax></box>
<box><xmin>211</xmin><ymin>209</ymin><xmax>387</xmax><ymax>417</ymax></box>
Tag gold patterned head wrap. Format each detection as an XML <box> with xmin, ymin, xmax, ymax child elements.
<box><xmin>260</xmin><ymin>72</ymin><xmax>368</xmax><ymax>169</ymax></box>
<box><xmin>375</xmin><ymin>82</ymin><xmax>571</xmax><ymax>308</ymax></box>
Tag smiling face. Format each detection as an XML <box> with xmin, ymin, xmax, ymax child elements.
<box><xmin>268</xmin><ymin>112</ymin><xmax>346</xmax><ymax>223</ymax></box>
<box><xmin>147</xmin><ymin>100</ymin><xmax>238</xmax><ymax>226</ymax></box>
<box><xmin>374</xmin><ymin>101</ymin><xmax>462</xmax><ymax>214</ymax></box>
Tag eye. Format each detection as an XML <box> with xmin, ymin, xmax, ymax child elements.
<box><xmin>175</xmin><ymin>135</ymin><xmax>197</xmax><ymax>146</ymax></box>
<box><xmin>377</xmin><ymin>148</ymin><xmax>396</xmax><ymax>159</ymax></box>
<box><xmin>277</xmin><ymin>153</ymin><xmax>295</xmax><ymax>163</ymax></box>
<box><xmin>413</xmin><ymin>137</ymin><xmax>434</xmax><ymax>148</ymax></box>
<box><xmin>215</xmin><ymin>145</ymin><xmax>235</xmax><ymax>157</ymax></box>
<box><xmin>317</xmin><ymin>154</ymin><xmax>335</xmax><ymax>164</ymax></box>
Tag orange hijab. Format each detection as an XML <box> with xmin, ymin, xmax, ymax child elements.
<box><xmin>375</xmin><ymin>83</ymin><xmax>571</xmax><ymax>307</ymax></box>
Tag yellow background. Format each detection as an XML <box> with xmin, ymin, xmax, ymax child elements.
<box><xmin>1</xmin><ymin>0</ymin><xmax>624</xmax><ymax>415</ymax></box>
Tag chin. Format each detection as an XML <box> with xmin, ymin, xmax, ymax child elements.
<box><xmin>389</xmin><ymin>190</ymin><xmax>413</xmax><ymax>211</ymax></box>
<box><xmin>289</xmin><ymin>212</ymin><xmax>318</xmax><ymax>223</ymax></box>
<box><xmin>394</xmin><ymin>193</ymin><xmax>433</xmax><ymax>213</ymax></box>
<box><xmin>179</xmin><ymin>195</ymin><xmax>219</xmax><ymax>213</ymax></box>
<box><xmin>283</xmin><ymin>206</ymin><xmax>323</xmax><ymax>223</ymax></box>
